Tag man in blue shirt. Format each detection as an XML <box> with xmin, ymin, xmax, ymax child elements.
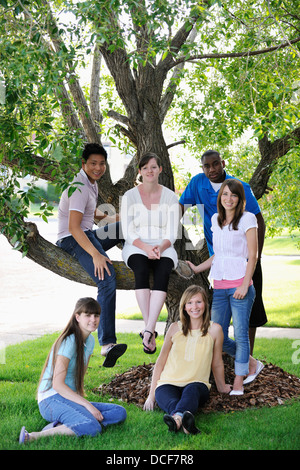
<box><xmin>179</xmin><ymin>150</ymin><xmax>267</xmax><ymax>353</ymax></box>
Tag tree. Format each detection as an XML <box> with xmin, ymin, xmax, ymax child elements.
<box><xmin>168</xmin><ymin>0</ymin><xmax>300</xmax><ymax>234</ymax></box>
<box><xmin>1</xmin><ymin>0</ymin><xmax>299</xmax><ymax>326</ymax></box>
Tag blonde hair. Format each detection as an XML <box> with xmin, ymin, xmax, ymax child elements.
<box><xmin>179</xmin><ymin>285</ymin><xmax>210</xmax><ymax>336</ymax></box>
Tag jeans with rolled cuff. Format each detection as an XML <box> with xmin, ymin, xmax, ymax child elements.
<box><xmin>211</xmin><ymin>284</ymin><xmax>256</xmax><ymax>376</ymax></box>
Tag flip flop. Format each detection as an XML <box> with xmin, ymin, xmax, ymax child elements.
<box><xmin>243</xmin><ymin>360</ymin><xmax>264</xmax><ymax>385</ymax></box>
<box><xmin>182</xmin><ymin>411</ymin><xmax>201</xmax><ymax>435</ymax></box>
<box><xmin>19</xmin><ymin>426</ymin><xmax>30</xmax><ymax>444</ymax></box>
<box><xmin>163</xmin><ymin>414</ymin><xmax>178</xmax><ymax>433</ymax></box>
<box><xmin>142</xmin><ymin>330</ymin><xmax>156</xmax><ymax>354</ymax></box>
<box><xmin>142</xmin><ymin>342</ymin><xmax>156</xmax><ymax>354</ymax></box>
<box><xmin>139</xmin><ymin>331</ymin><xmax>158</xmax><ymax>339</ymax></box>
<box><xmin>102</xmin><ymin>343</ymin><xmax>127</xmax><ymax>367</ymax></box>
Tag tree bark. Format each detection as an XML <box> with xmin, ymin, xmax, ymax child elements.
<box><xmin>250</xmin><ymin>127</ymin><xmax>300</xmax><ymax>199</ymax></box>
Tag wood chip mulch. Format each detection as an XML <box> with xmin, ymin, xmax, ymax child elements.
<box><xmin>93</xmin><ymin>355</ymin><xmax>300</xmax><ymax>413</ymax></box>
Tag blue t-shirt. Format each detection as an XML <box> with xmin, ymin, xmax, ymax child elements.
<box><xmin>38</xmin><ymin>333</ymin><xmax>94</xmax><ymax>399</ymax></box>
<box><xmin>179</xmin><ymin>172</ymin><xmax>261</xmax><ymax>256</ymax></box>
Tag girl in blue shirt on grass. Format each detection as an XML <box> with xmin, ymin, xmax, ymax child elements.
<box><xmin>19</xmin><ymin>297</ymin><xmax>126</xmax><ymax>444</ymax></box>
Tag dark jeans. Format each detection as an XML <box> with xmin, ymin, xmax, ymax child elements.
<box><xmin>155</xmin><ymin>382</ymin><xmax>210</xmax><ymax>417</ymax></box>
<box><xmin>57</xmin><ymin>223</ymin><xmax>122</xmax><ymax>346</ymax></box>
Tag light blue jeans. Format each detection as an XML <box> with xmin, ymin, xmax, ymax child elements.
<box><xmin>39</xmin><ymin>394</ymin><xmax>127</xmax><ymax>437</ymax></box>
<box><xmin>211</xmin><ymin>285</ymin><xmax>256</xmax><ymax>376</ymax></box>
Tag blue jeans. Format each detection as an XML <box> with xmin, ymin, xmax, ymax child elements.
<box><xmin>155</xmin><ymin>382</ymin><xmax>210</xmax><ymax>417</ymax></box>
<box><xmin>39</xmin><ymin>394</ymin><xmax>127</xmax><ymax>437</ymax></box>
<box><xmin>211</xmin><ymin>285</ymin><xmax>256</xmax><ymax>376</ymax></box>
<box><xmin>57</xmin><ymin>223</ymin><xmax>122</xmax><ymax>346</ymax></box>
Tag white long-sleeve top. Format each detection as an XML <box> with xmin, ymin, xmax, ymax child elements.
<box><xmin>209</xmin><ymin>211</ymin><xmax>257</xmax><ymax>281</ymax></box>
<box><xmin>120</xmin><ymin>185</ymin><xmax>180</xmax><ymax>267</ymax></box>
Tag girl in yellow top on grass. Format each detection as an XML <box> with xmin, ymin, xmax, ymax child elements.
<box><xmin>143</xmin><ymin>285</ymin><xmax>231</xmax><ymax>434</ymax></box>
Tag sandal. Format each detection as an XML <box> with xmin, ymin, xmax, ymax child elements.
<box><xmin>142</xmin><ymin>330</ymin><xmax>157</xmax><ymax>354</ymax></box>
<box><xmin>139</xmin><ymin>330</ymin><xmax>158</xmax><ymax>339</ymax></box>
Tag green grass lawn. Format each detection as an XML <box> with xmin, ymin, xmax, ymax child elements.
<box><xmin>262</xmin><ymin>257</ymin><xmax>300</xmax><ymax>327</ymax></box>
<box><xmin>0</xmin><ymin>333</ymin><xmax>299</xmax><ymax>451</ymax></box>
<box><xmin>1</xmin><ymin>230</ymin><xmax>299</xmax><ymax>451</ymax></box>
<box><xmin>263</xmin><ymin>230</ymin><xmax>300</xmax><ymax>255</ymax></box>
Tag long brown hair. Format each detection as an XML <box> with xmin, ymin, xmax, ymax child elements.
<box><xmin>179</xmin><ymin>285</ymin><xmax>210</xmax><ymax>336</ymax></box>
<box><xmin>217</xmin><ymin>179</ymin><xmax>246</xmax><ymax>230</ymax></box>
<box><xmin>37</xmin><ymin>298</ymin><xmax>100</xmax><ymax>397</ymax></box>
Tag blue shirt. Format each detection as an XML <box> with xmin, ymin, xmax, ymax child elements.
<box><xmin>179</xmin><ymin>172</ymin><xmax>261</xmax><ymax>256</ymax></box>
<box><xmin>38</xmin><ymin>333</ymin><xmax>95</xmax><ymax>399</ymax></box>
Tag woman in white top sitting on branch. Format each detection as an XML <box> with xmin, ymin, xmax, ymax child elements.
<box><xmin>187</xmin><ymin>179</ymin><xmax>264</xmax><ymax>395</ymax></box>
<box><xmin>121</xmin><ymin>153</ymin><xmax>180</xmax><ymax>354</ymax></box>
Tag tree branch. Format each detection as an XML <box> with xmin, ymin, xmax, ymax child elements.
<box><xmin>166</xmin><ymin>139</ymin><xmax>186</xmax><ymax>150</ymax></box>
<box><xmin>40</xmin><ymin>0</ymin><xmax>101</xmax><ymax>143</ymax></box>
<box><xmin>90</xmin><ymin>44</ymin><xmax>103</xmax><ymax>135</ymax></box>
<box><xmin>1</xmin><ymin>215</ymin><xmax>193</xmax><ymax>291</ymax></box>
<box><xmin>250</xmin><ymin>126</ymin><xmax>300</xmax><ymax>199</ymax></box>
<box><xmin>170</xmin><ymin>36</ymin><xmax>300</xmax><ymax>67</ymax></box>
<box><xmin>107</xmin><ymin>110</ymin><xmax>130</xmax><ymax>127</ymax></box>
<box><xmin>2</xmin><ymin>154</ymin><xmax>59</xmax><ymax>182</ymax></box>
<box><xmin>160</xmin><ymin>26</ymin><xmax>198</xmax><ymax>123</ymax></box>
<box><xmin>157</xmin><ymin>8</ymin><xmax>202</xmax><ymax>74</ymax></box>
<box><xmin>54</xmin><ymin>82</ymin><xmax>86</xmax><ymax>137</ymax></box>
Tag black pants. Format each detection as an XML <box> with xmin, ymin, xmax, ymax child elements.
<box><xmin>127</xmin><ymin>254</ymin><xmax>174</xmax><ymax>292</ymax></box>
<box><xmin>249</xmin><ymin>259</ymin><xmax>268</xmax><ymax>328</ymax></box>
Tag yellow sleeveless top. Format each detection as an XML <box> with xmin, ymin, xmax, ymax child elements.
<box><xmin>156</xmin><ymin>321</ymin><xmax>214</xmax><ymax>390</ymax></box>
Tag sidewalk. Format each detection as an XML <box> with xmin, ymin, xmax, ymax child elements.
<box><xmin>1</xmin><ymin>319</ymin><xmax>300</xmax><ymax>348</ymax></box>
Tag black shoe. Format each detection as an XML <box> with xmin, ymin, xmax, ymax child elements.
<box><xmin>141</xmin><ymin>330</ymin><xmax>157</xmax><ymax>354</ymax></box>
<box><xmin>102</xmin><ymin>344</ymin><xmax>127</xmax><ymax>367</ymax></box>
<box><xmin>163</xmin><ymin>414</ymin><xmax>178</xmax><ymax>433</ymax></box>
<box><xmin>182</xmin><ymin>411</ymin><xmax>201</xmax><ymax>435</ymax></box>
